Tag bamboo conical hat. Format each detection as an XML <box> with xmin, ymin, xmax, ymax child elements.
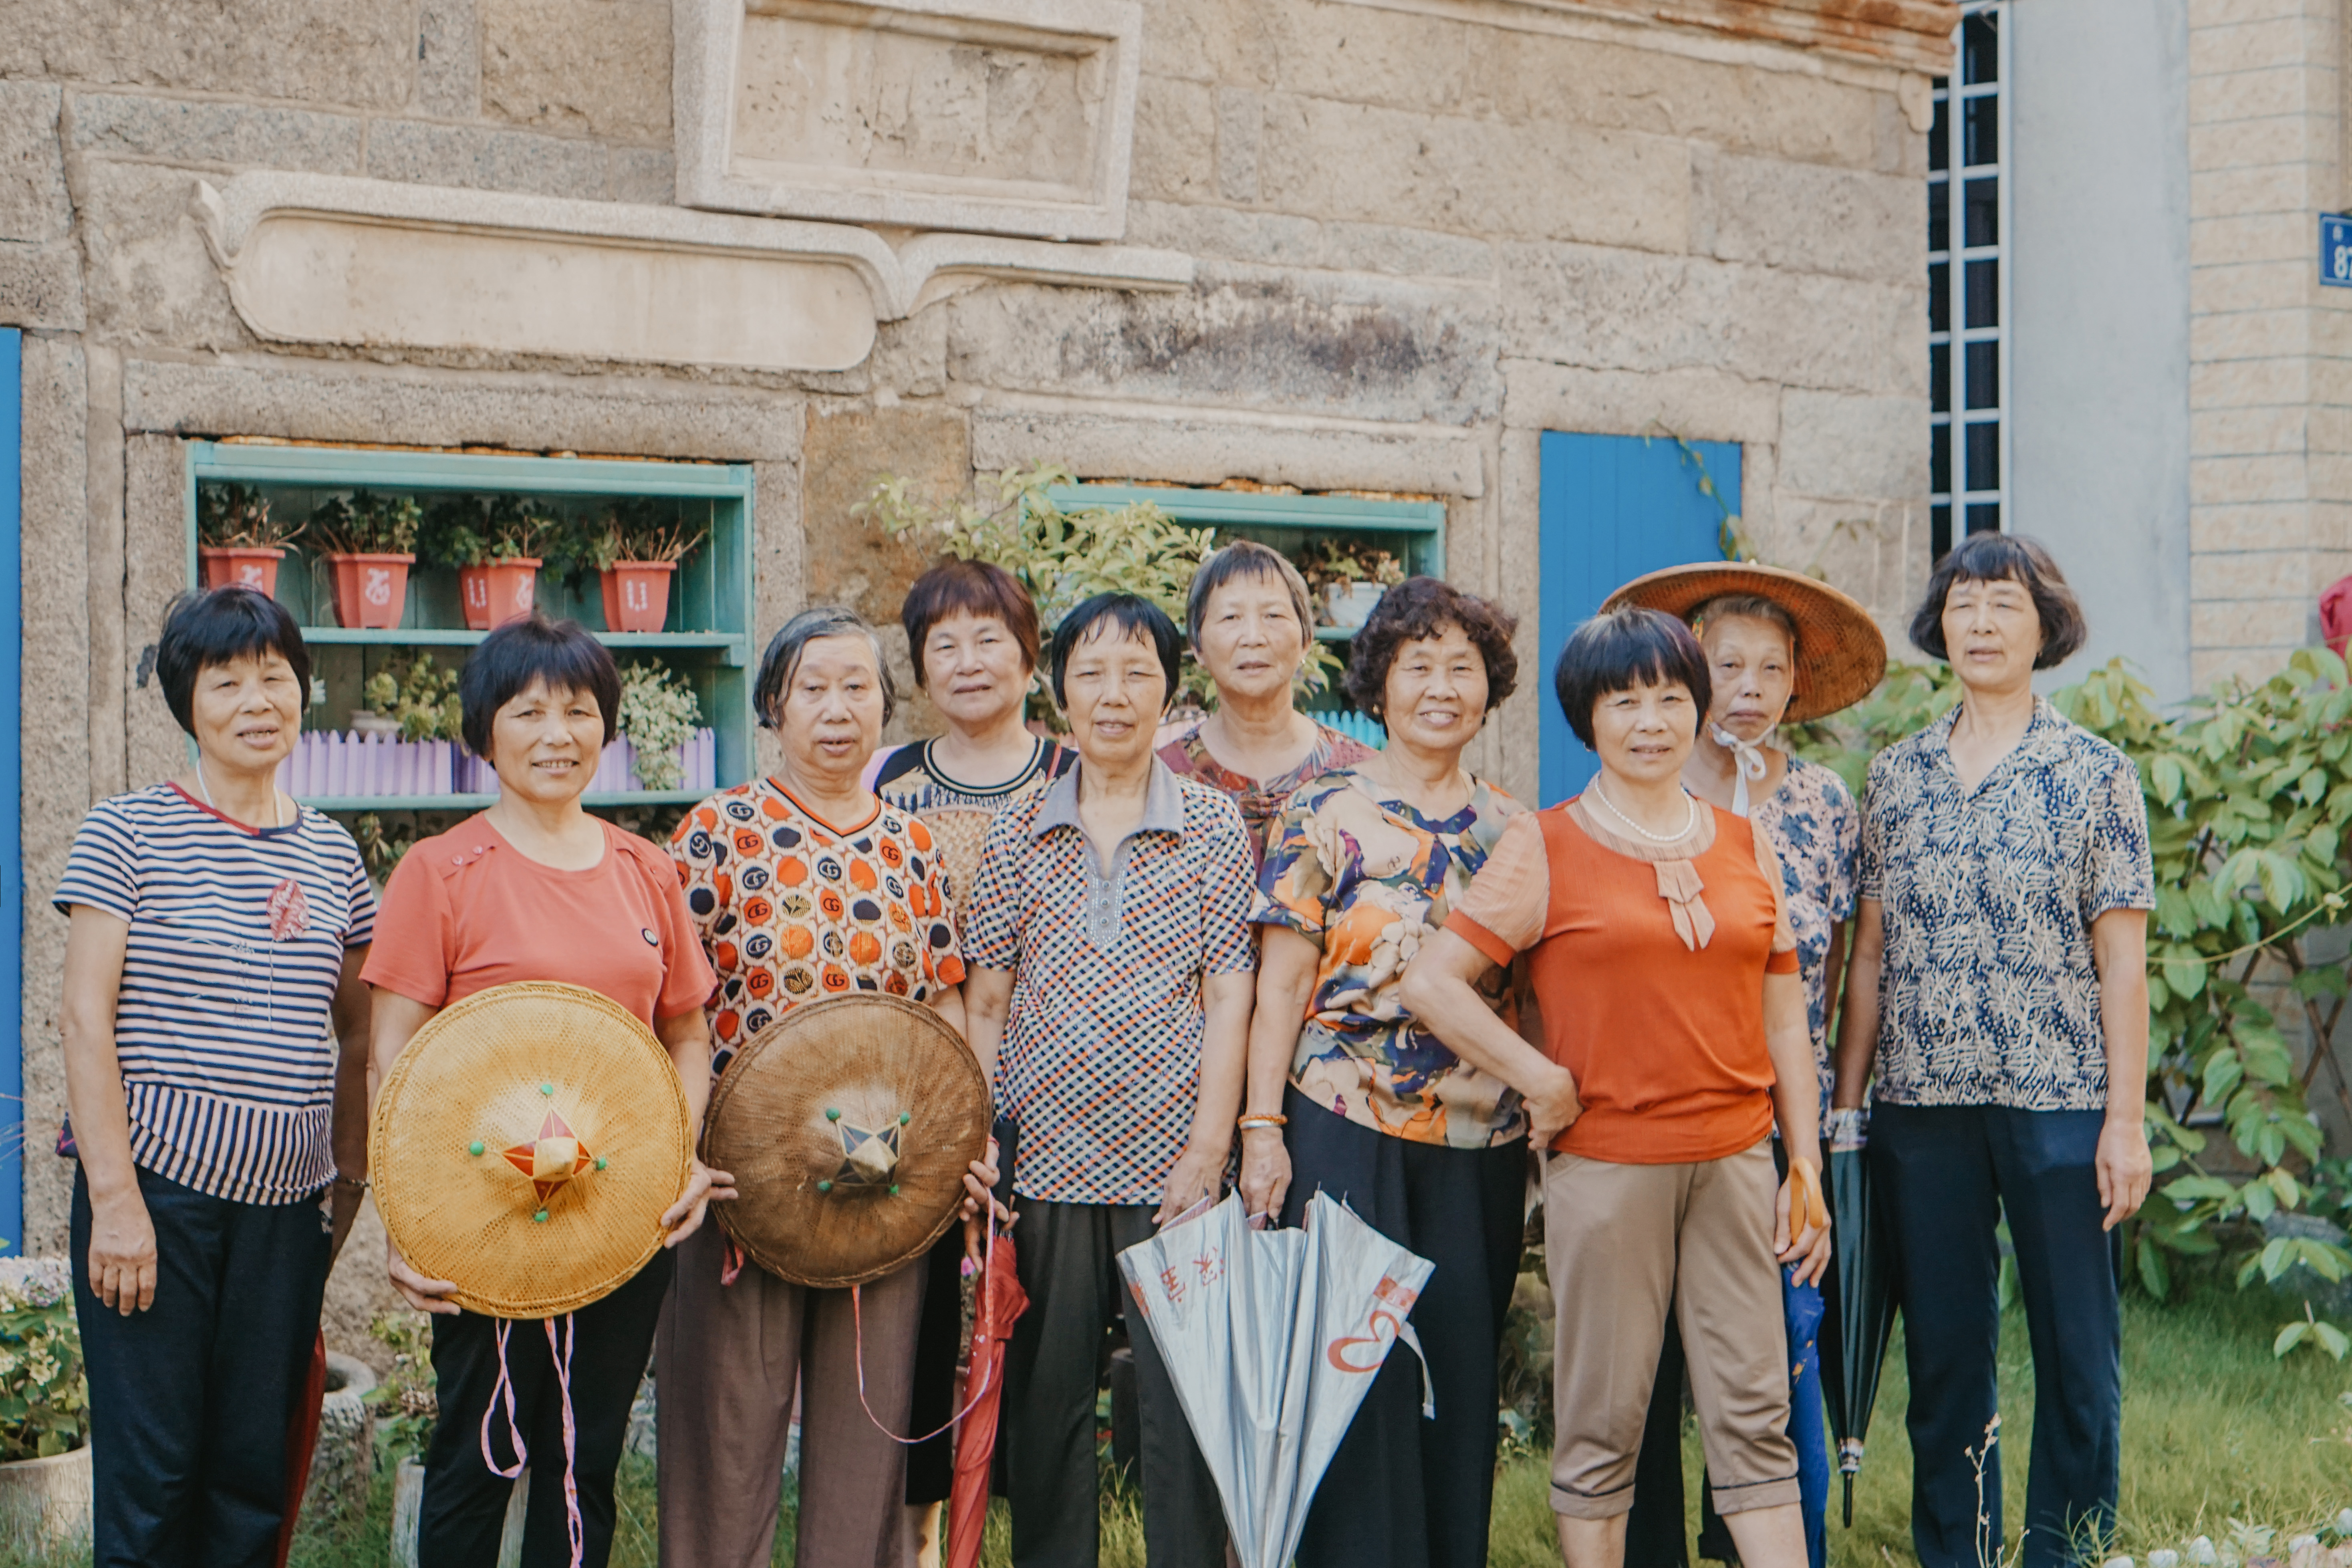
<box><xmin>1603</xmin><ymin>560</ymin><xmax>1888</xmax><ymax>723</ymax></box>
<box><xmin>370</xmin><ymin>982</ymin><xmax>691</xmax><ymax>1319</ymax></box>
<box><xmin>705</xmin><ymin>993</ymin><xmax>991</xmax><ymax>1289</ymax></box>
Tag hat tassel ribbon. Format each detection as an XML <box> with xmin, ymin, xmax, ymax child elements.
<box><xmin>849</xmin><ymin>1219</ymin><xmax>1005</xmax><ymax>1445</ymax></box>
<box><xmin>478</xmin><ymin>1315</ymin><xmax>587</xmax><ymax>1568</ymax></box>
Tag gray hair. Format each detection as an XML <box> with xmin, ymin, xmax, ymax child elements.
<box><xmin>1184</xmin><ymin>540</ymin><xmax>1316</xmax><ymax>650</ymax></box>
<box><xmin>1689</xmin><ymin>593</ymin><xmax>1799</xmax><ymax>655</ymax></box>
<box><xmin>754</xmin><ymin>605</ymin><xmax>897</xmax><ymax>728</ymax></box>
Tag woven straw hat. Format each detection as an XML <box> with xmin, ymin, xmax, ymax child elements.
<box><xmin>705</xmin><ymin>993</ymin><xmax>990</xmax><ymax>1289</ymax></box>
<box><xmin>1603</xmin><ymin>561</ymin><xmax>1888</xmax><ymax>723</ymax></box>
<box><xmin>370</xmin><ymin>982</ymin><xmax>691</xmax><ymax>1319</ymax></box>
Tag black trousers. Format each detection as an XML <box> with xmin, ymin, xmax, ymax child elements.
<box><xmin>419</xmin><ymin>1248</ymin><xmax>674</xmax><ymax>1568</ymax></box>
<box><xmin>1871</xmin><ymin>1104</ymin><xmax>2121</xmax><ymax>1568</ymax></box>
<box><xmin>73</xmin><ymin>1166</ymin><xmax>331</xmax><ymax>1568</ymax></box>
<box><xmin>1002</xmin><ymin>1197</ymin><xmax>1226</xmax><ymax>1568</ymax></box>
<box><xmin>905</xmin><ymin>1230</ymin><xmax>965</xmax><ymax>1504</ymax></box>
<box><xmin>1280</xmin><ymin>1088</ymin><xmax>1526</xmax><ymax>1568</ymax></box>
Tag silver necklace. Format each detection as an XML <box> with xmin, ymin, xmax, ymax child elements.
<box><xmin>193</xmin><ymin>757</ymin><xmax>286</xmax><ymax>828</ymax></box>
<box><xmin>1588</xmin><ymin>778</ymin><xmax>1698</xmax><ymax>844</ymax></box>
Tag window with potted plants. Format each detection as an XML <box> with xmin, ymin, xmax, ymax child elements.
<box><xmin>181</xmin><ymin>443</ymin><xmax>755</xmax><ymax>851</ymax></box>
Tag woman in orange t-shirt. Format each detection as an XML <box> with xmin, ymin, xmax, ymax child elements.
<box><xmin>1399</xmin><ymin>607</ymin><xmax>1831</xmax><ymax>1568</ymax></box>
<box><xmin>363</xmin><ymin>618</ymin><xmax>725</xmax><ymax>1568</ymax></box>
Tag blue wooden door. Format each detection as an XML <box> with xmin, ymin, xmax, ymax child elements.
<box><xmin>1538</xmin><ymin>431</ymin><xmax>1738</xmax><ymax>804</ymax></box>
<box><xmin>1</xmin><ymin>329</ymin><xmax>21</xmax><ymax>1254</ymax></box>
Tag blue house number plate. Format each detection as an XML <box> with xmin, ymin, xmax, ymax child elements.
<box><xmin>2324</xmin><ymin>214</ymin><xmax>2352</xmax><ymax>286</ymax></box>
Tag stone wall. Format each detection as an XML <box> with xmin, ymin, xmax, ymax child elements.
<box><xmin>2</xmin><ymin>0</ymin><xmax>1943</xmax><ymax>1338</ymax></box>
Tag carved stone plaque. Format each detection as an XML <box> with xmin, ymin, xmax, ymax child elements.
<box><xmin>677</xmin><ymin>0</ymin><xmax>1142</xmax><ymax>241</ymax></box>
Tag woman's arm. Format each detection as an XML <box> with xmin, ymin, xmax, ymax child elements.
<box><xmin>369</xmin><ymin>988</ymin><xmax>461</xmax><ymax>1314</ymax></box>
<box><xmin>1764</xmin><ymin>969</ymin><xmax>1830</xmax><ymax>1286</ymax></box>
<box><xmin>1399</xmin><ymin>929</ymin><xmax>1582</xmax><ymax>1144</ymax></box>
<box><xmin>1157</xmin><ymin>969</ymin><xmax>1256</xmax><ymax>1227</ymax></box>
<box><xmin>326</xmin><ymin>945</ymin><xmax>373</xmax><ymax>1264</ymax></box>
<box><xmin>961</xmin><ymin>967</ymin><xmax>1013</xmax><ymax>1084</ymax></box>
<box><xmin>919</xmin><ymin>982</ymin><xmax>1002</xmax><ymax>1230</ymax></box>
<box><xmin>1820</xmin><ymin>918</ymin><xmax>1850</xmax><ymax>1052</ymax></box>
<box><xmin>1831</xmin><ymin>898</ymin><xmax>1883</xmax><ymax>1110</ymax></box>
<box><xmin>2092</xmin><ymin>907</ymin><xmax>2153</xmax><ymax>1230</ymax></box>
<box><xmin>1238</xmin><ymin>927</ymin><xmax>1318</xmax><ymax>1219</ymax></box>
<box><xmin>654</xmin><ymin>1007</ymin><xmax>735</xmax><ymax>1247</ymax></box>
<box><xmin>61</xmin><ymin>905</ymin><xmax>151</xmax><ymax>1315</ymax></box>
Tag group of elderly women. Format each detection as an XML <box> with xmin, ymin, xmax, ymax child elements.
<box><xmin>57</xmin><ymin>522</ymin><xmax>2152</xmax><ymax>1568</ymax></box>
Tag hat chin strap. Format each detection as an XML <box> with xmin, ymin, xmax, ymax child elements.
<box><xmin>1708</xmin><ymin>723</ymin><xmax>1771</xmax><ymax>819</ymax></box>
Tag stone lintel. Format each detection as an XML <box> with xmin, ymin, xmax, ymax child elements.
<box><xmin>187</xmin><ymin>171</ymin><xmax>1190</xmax><ymax>372</ymax></box>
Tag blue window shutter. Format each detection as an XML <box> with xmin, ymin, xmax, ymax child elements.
<box><xmin>1</xmin><ymin>329</ymin><xmax>21</xmax><ymax>1254</ymax></box>
<box><xmin>1537</xmin><ymin>431</ymin><xmax>1740</xmax><ymax>806</ymax></box>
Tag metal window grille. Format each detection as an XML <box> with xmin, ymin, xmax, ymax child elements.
<box><xmin>1928</xmin><ymin>2</ymin><xmax>2010</xmax><ymax>559</ymax></box>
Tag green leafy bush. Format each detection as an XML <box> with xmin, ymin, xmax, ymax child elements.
<box><xmin>0</xmin><ymin>1260</ymin><xmax>86</xmax><ymax>1461</ymax></box>
<box><xmin>198</xmin><ymin>482</ymin><xmax>304</xmax><ymax>552</ymax></box>
<box><xmin>365</xmin><ymin>1310</ymin><xmax>437</xmax><ymax>1466</ymax></box>
<box><xmin>310</xmin><ymin>491</ymin><xmax>422</xmax><ymax>556</ymax></box>
<box><xmin>617</xmin><ymin>663</ymin><xmax>702</xmax><ymax>792</ymax></box>
<box><xmin>361</xmin><ymin>653</ymin><xmax>463</xmax><ymax>742</ymax></box>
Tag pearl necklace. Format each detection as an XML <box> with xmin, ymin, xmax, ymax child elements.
<box><xmin>1587</xmin><ymin>778</ymin><xmax>1698</xmax><ymax>844</ymax></box>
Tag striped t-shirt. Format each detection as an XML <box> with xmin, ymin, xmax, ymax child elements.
<box><xmin>54</xmin><ymin>784</ymin><xmax>377</xmax><ymax>1204</ymax></box>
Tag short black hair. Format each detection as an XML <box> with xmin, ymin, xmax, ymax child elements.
<box><xmin>755</xmin><ymin>605</ymin><xmax>897</xmax><ymax>729</ymax></box>
<box><xmin>156</xmin><ymin>586</ymin><xmax>312</xmax><ymax>736</ymax></box>
<box><xmin>1342</xmin><ymin>577</ymin><xmax>1520</xmax><ymax>721</ymax></box>
<box><xmin>1050</xmin><ymin>593</ymin><xmax>1183</xmax><ymax>710</ymax></box>
<box><xmin>459</xmin><ymin>617</ymin><xmax>621</xmax><ymax>758</ymax></box>
<box><xmin>1552</xmin><ymin>606</ymin><xmax>1712</xmax><ymax>749</ymax></box>
<box><xmin>1909</xmin><ymin>533</ymin><xmax>2088</xmax><ymax>670</ymax></box>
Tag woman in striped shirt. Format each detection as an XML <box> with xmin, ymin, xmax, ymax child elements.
<box><xmin>56</xmin><ymin>586</ymin><xmax>378</xmax><ymax>1565</ymax></box>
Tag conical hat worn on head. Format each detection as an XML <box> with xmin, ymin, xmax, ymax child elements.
<box><xmin>370</xmin><ymin>982</ymin><xmax>691</xmax><ymax>1319</ymax></box>
<box><xmin>705</xmin><ymin>993</ymin><xmax>991</xmax><ymax>1290</ymax></box>
<box><xmin>1603</xmin><ymin>561</ymin><xmax>1888</xmax><ymax>723</ymax></box>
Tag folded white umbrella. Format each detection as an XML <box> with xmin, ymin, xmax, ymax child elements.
<box><xmin>1117</xmin><ymin>1193</ymin><xmax>1433</xmax><ymax>1568</ymax></box>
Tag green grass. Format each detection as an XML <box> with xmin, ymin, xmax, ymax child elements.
<box><xmin>10</xmin><ymin>1270</ymin><xmax>2345</xmax><ymax>1568</ymax></box>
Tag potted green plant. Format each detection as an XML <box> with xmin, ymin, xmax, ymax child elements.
<box><xmin>616</xmin><ymin>661</ymin><xmax>704</xmax><ymax>790</ymax></box>
<box><xmin>357</xmin><ymin>653</ymin><xmax>463</xmax><ymax>742</ymax></box>
<box><xmin>197</xmin><ymin>483</ymin><xmax>304</xmax><ymax>596</ymax></box>
<box><xmin>311</xmin><ymin>490</ymin><xmax>422</xmax><ymax>630</ymax></box>
<box><xmin>423</xmin><ymin>496</ymin><xmax>550</xmax><ymax>630</ymax></box>
<box><xmin>0</xmin><ymin>1259</ymin><xmax>90</xmax><ymax>1553</ymax></box>
<box><xmin>591</xmin><ymin>501</ymin><xmax>706</xmax><ymax>635</ymax></box>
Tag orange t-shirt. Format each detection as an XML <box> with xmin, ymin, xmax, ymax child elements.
<box><xmin>1447</xmin><ymin>798</ymin><xmax>1797</xmax><ymax>1164</ymax></box>
<box><xmin>363</xmin><ymin>814</ymin><xmax>718</xmax><ymax>1028</ymax></box>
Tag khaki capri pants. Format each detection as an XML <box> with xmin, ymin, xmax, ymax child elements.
<box><xmin>1543</xmin><ymin>1139</ymin><xmax>1800</xmax><ymax>1521</ymax></box>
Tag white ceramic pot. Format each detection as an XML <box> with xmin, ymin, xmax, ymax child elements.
<box><xmin>303</xmin><ymin>1351</ymin><xmax>376</xmax><ymax>1526</ymax></box>
<box><xmin>0</xmin><ymin>1445</ymin><xmax>92</xmax><ymax>1552</ymax></box>
<box><xmin>393</xmin><ymin>1458</ymin><xmax>526</xmax><ymax>1568</ymax></box>
<box><xmin>1325</xmin><ymin>580</ymin><xmax>1386</xmax><ymax>630</ymax></box>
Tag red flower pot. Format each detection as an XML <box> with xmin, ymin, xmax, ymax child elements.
<box><xmin>458</xmin><ymin>558</ymin><xmax>541</xmax><ymax>631</ymax></box>
<box><xmin>325</xmin><ymin>552</ymin><xmax>414</xmax><ymax>629</ymax></box>
<box><xmin>599</xmin><ymin>562</ymin><xmax>677</xmax><ymax>634</ymax></box>
<box><xmin>199</xmin><ymin>547</ymin><xmax>284</xmax><ymax>595</ymax></box>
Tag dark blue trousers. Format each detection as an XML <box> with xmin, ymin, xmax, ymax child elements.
<box><xmin>1870</xmin><ymin>1104</ymin><xmax>2121</xmax><ymax>1568</ymax></box>
<box><xmin>72</xmin><ymin>1165</ymin><xmax>331</xmax><ymax>1568</ymax></box>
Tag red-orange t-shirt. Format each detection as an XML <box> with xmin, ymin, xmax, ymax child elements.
<box><xmin>1447</xmin><ymin>798</ymin><xmax>1798</xmax><ymax>1164</ymax></box>
<box><xmin>363</xmin><ymin>814</ymin><xmax>718</xmax><ymax>1027</ymax></box>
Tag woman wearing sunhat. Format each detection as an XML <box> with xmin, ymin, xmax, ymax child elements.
<box><xmin>1604</xmin><ymin>562</ymin><xmax>1887</xmax><ymax>1568</ymax></box>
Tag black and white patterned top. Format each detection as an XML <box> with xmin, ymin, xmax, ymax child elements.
<box><xmin>1859</xmin><ymin>698</ymin><xmax>2154</xmax><ymax>1111</ymax></box>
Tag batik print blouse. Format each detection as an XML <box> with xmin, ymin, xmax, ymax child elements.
<box><xmin>1858</xmin><ymin>698</ymin><xmax>2154</xmax><ymax>1111</ymax></box>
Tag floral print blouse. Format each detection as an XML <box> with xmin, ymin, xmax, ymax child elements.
<box><xmin>1751</xmin><ymin>755</ymin><xmax>1860</xmax><ymax>1115</ymax></box>
<box><xmin>1158</xmin><ymin>721</ymin><xmax>1377</xmax><ymax>867</ymax></box>
<box><xmin>1254</xmin><ymin>768</ymin><xmax>1527</xmax><ymax>1148</ymax></box>
<box><xmin>1858</xmin><ymin>698</ymin><xmax>2155</xmax><ymax>1112</ymax></box>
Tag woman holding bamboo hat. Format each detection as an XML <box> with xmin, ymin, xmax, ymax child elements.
<box><xmin>364</xmin><ymin>617</ymin><xmax>727</xmax><ymax>1568</ymax></box>
<box><xmin>1603</xmin><ymin>562</ymin><xmax>1886</xmax><ymax>1568</ymax></box>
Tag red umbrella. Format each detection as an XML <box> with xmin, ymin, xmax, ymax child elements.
<box><xmin>273</xmin><ymin>1330</ymin><xmax>329</xmax><ymax>1567</ymax></box>
<box><xmin>948</xmin><ymin>1226</ymin><xmax>1027</xmax><ymax>1568</ymax></box>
